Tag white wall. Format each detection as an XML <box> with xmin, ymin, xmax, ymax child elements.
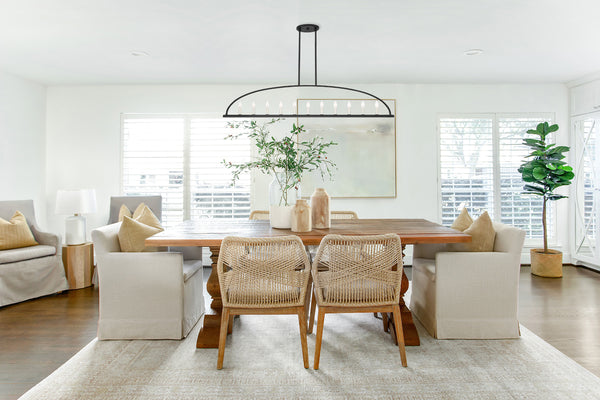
<box><xmin>45</xmin><ymin>83</ymin><xmax>569</xmax><ymax>260</ymax></box>
<box><xmin>0</xmin><ymin>71</ymin><xmax>47</xmax><ymax>225</ymax></box>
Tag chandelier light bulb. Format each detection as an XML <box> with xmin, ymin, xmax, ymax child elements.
<box><xmin>238</xmin><ymin>102</ymin><xmax>243</xmax><ymax>114</ymax></box>
<box><xmin>361</xmin><ymin>101</ymin><xmax>365</xmax><ymax>114</ymax></box>
<box><xmin>374</xmin><ymin>101</ymin><xmax>379</xmax><ymax>114</ymax></box>
<box><xmin>252</xmin><ymin>102</ymin><xmax>256</xmax><ymax>114</ymax></box>
<box><xmin>265</xmin><ymin>101</ymin><xmax>270</xmax><ymax>114</ymax></box>
<box><xmin>292</xmin><ymin>101</ymin><xmax>297</xmax><ymax>114</ymax></box>
<box><xmin>347</xmin><ymin>101</ymin><xmax>352</xmax><ymax>114</ymax></box>
<box><xmin>279</xmin><ymin>101</ymin><xmax>283</xmax><ymax>114</ymax></box>
<box><xmin>333</xmin><ymin>101</ymin><xmax>338</xmax><ymax>114</ymax></box>
<box><xmin>306</xmin><ymin>101</ymin><xmax>311</xmax><ymax>114</ymax></box>
<box><xmin>320</xmin><ymin>101</ymin><xmax>324</xmax><ymax>114</ymax></box>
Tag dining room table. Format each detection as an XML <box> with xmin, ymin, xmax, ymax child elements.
<box><xmin>145</xmin><ymin>218</ymin><xmax>471</xmax><ymax>348</ymax></box>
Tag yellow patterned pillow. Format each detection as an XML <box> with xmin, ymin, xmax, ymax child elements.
<box><xmin>0</xmin><ymin>211</ymin><xmax>39</xmax><ymax>250</ymax></box>
<box><xmin>118</xmin><ymin>216</ymin><xmax>164</xmax><ymax>252</ymax></box>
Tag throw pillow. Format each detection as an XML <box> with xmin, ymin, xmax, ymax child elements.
<box><xmin>134</xmin><ymin>205</ymin><xmax>162</xmax><ymax>230</ymax></box>
<box><xmin>450</xmin><ymin>211</ymin><xmax>496</xmax><ymax>252</ymax></box>
<box><xmin>0</xmin><ymin>211</ymin><xmax>39</xmax><ymax>250</ymax></box>
<box><xmin>118</xmin><ymin>204</ymin><xmax>132</xmax><ymax>222</ymax></box>
<box><xmin>118</xmin><ymin>216</ymin><xmax>164</xmax><ymax>252</ymax></box>
<box><xmin>132</xmin><ymin>203</ymin><xmax>147</xmax><ymax>220</ymax></box>
<box><xmin>451</xmin><ymin>208</ymin><xmax>473</xmax><ymax>232</ymax></box>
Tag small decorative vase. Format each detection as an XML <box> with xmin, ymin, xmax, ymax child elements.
<box><xmin>311</xmin><ymin>188</ymin><xmax>330</xmax><ymax>229</ymax></box>
<box><xmin>291</xmin><ymin>200</ymin><xmax>311</xmax><ymax>232</ymax></box>
<box><xmin>269</xmin><ymin>172</ymin><xmax>297</xmax><ymax>229</ymax></box>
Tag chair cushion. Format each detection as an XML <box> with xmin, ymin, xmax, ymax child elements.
<box><xmin>413</xmin><ymin>259</ymin><xmax>436</xmax><ymax>282</ymax></box>
<box><xmin>183</xmin><ymin>259</ymin><xmax>203</xmax><ymax>282</ymax></box>
<box><xmin>0</xmin><ymin>211</ymin><xmax>38</xmax><ymax>250</ymax></box>
<box><xmin>118</xmin><ymin>216</ymin><xmax>163</xmax><ymax>252</ymax></box>
<box><xmin>0</xmin><ymin>245</ymin><xmax>56</xmax><ymax>264</ymax></box>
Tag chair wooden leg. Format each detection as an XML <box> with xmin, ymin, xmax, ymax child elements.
<box><xmin>392</xmin><ymin>304</ymin><xmax>407</xmax><ymax>367</ymax></box>
<box><xmin>308</xmin><ymin>289</ymin><xmax>317</xmax><ymax>334</ymax></box>
<box><xmin>217</xmin><ymin>308</ymin><xmax>231</xmax><ymax>370</ymax></box>
<box><xmin>382</xmin><ymin>312</ymin><xmax>389</xmax><ymax>332</ymax></box>
<box><xmin>297</xmin><ymin>307</ymin><xmax>309</xmax><ymax>368</ymax></box>
<box><xmin>314</xmin><ymin>308</ymin><xmax>326</xmax><ymax>370</ymax></box>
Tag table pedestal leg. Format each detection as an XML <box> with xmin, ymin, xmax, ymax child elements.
<box><xmin>196</xmin><ymin>246</ymin><xmax>223</xmax><ymax>348</ymax></box>
<box><xmin>383</xmin><ymin>245</ymin><xmax>420</xmax><ymax>346</ymax></box>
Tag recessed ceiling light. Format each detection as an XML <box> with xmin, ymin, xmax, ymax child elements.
<box><xmin>464</xmin><ymin>49</ymin><xmax>484</xmax><ymax>56</ymax></box>
<box><xmin>131</xmin><ymin>51</ymin><xmax>149</xmax><ymax>57</ymax></box>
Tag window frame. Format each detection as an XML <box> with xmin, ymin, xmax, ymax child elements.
<box><xmin>437</xmin><ymin>112</ymin><xmax>556</xmax><ymax>247</ymax></box>
<box><xmin>119</xmin><ymin>112</ymin><xmax>253</xmax><ymax>226</ymax></box>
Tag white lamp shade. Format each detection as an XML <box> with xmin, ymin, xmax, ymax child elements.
<box><xmin>55</xmin><ymin>189</ymin><xmax>98</xmax><ymax>215</ymax></box>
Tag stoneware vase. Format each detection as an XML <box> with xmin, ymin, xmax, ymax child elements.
<box><xmin>291</xmin><ymin>199</ymin><xmax>311</xmax><ymax>232</ymax></box>
<box><xmin>269</xmin><ymin>173</ymin><xmax>297</xmax><ymax>229</ymax></box>
<box><xmin>530</xmin><ymin>249</ymin><xmax>563</xmax><ymax>278</ymax></box>
<box><xmin>311</xmin><ymin>188</ymin><xmax>330</xmax><ymax>229</ymax></box>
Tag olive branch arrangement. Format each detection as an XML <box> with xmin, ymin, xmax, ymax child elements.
<box><xmin>223</xmin><ymin>119</ymin><xmax>337</xmax><ymax>206</ymax></box>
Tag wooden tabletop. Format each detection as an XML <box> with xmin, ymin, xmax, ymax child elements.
<box><xmin>146</xmin><ymin>218</ymin><xmax>471</xmax><ymax>247</ymax></box>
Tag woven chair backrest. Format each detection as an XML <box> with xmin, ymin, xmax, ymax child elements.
<box><xmin>217</xmin><ymin>235</ymin><xmax>311</xmax><ymax>308</ymax></box>
<box><xmin>312</xmin><ymin>233</ymin><xmax>403</xmax><ymax>306</ymax></box>
<box><xmin>331</xmin><ymin>211</ymin><xmax>359</xmax><ymax>220</ymax></box>
<box><xmin>249</xmin><ymin>210</ymin><xmax>270</xmax><ymax>220</ymax></box>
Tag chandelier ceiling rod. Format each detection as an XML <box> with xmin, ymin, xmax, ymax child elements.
<box><xmin>223</xmin><ymin>24</ymin><xmax>393</xmax><ymax>118</ymax></box>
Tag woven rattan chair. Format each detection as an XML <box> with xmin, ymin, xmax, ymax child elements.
<box><xmin>248</xmin><ymin>210</ymin><xmax>270</xmax><ymax>220</ymax></box>
<box><xmin>310</xmin><ymin>233</ymin><xmax>407</xmax><ymax>369</ymax></box>
<box><xmin>216</xmin><ymin>235</ymin><xmax>311</xmax><ymax>369</ymax></box>
<box><xmin>331</xmin><ymin>210</ymin><xmax>359</xmax><ymax>219</ymax></box>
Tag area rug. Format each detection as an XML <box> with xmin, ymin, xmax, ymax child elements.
<box><xmin>19</xmin><ymin>313</ymin><xmax>600</xmax><ymax>399</ymax></box>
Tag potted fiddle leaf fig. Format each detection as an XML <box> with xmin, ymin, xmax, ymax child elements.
<box><xmin>518</xmin><ymin>122</ymin><xmax>574</xmax><ymax>277</ymax></box>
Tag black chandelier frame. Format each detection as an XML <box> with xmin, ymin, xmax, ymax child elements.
<box><xmin>223</xmin><ymin>24</ymin><xmax>394</xmax><ymax>119</ymax></box>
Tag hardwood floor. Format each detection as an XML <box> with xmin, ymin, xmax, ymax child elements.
<box><xmin>1</xmin><ymin>265</ymin><xmax>599</xmax><ymax>399</ymax></box>
<box><xmin>518</xmin><ymin>265</ymin><xmax>600</xmax><ymax>377</ymax></box>
<box><xmin>0</xmin><ymin>287</ymin><xmax>98</xmax><ymax>400</ymax></box>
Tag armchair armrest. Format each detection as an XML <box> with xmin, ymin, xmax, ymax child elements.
<box><xmin>30</xmin><ymin>226</ymin><xmax>60</xmax><ymax>250</ymax></box>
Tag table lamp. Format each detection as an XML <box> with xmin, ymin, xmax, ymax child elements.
<box><xmin>55</xmin><ymin>189</ymin><xmax>97</xmax><ymax>245</ymax></box>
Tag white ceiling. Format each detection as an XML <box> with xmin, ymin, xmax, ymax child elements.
<box><xmin>1</xmin><ymin>0</ymin><xmax>599</xmax><ymax>86</ymax></box>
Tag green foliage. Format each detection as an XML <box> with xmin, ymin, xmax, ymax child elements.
<box><xmin>223</xmin><ymin>119</ymin><xmax>337</xmax><ymax>205</ymax></box>
<box><xmin>518</xmin><ymin>122</ymin><xmax>573</xmax><ymax>252</ymax></box>
<box><xmin>517</xmin><ymin>122</ymin><xmax>574</xmax><ymax>199</ymax></box>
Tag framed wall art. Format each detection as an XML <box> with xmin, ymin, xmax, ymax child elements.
<box><xmin>297</xmin><ymin>99</ymin><xmax>396</xmax><ymax>198</ymax></box>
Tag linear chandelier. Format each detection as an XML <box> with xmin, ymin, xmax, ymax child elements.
<box><xmin>223</xmin><ymin>24</ymin><xmax>394</xmax><ymax>119</ymax></box>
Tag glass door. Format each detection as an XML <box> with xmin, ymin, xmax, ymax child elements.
<box><xmin>573</xmin><ymin>114</ymin><xmax>600</xmax><ymax>265</ymax></box>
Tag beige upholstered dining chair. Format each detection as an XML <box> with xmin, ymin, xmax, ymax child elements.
<box><xmin>216</xmin><ymin>235</ymin><xmax>312</xmax><ymax>369</ymax></box>
<box><xmin>310</xmin><ymin>233</ymin><xmax>407</xmax><ymax>369</ymax></box>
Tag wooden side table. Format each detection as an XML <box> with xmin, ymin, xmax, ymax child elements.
<box><xmin>62</xmin><ymin>242</ymin><xmax>94</xmax><ymax>290</ymax></box>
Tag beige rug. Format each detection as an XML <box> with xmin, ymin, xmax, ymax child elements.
<box><xmin>19</xmin><ymin>313</ymin><xmax>600</xmax><ymax>399</ymax></box>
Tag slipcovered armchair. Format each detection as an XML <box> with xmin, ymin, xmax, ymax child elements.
<box><xmin>0</xmin><ymin>200</ymin><xmax>68</xmax><ymax>307</ymax></box>
<box><xmin>409</xmin><ymin>222</ymin><xmax>525</xmax><ymax>339</ymax></box>
<box><xmin>92</xmin><ymin>222</ymin><xmax>205</xmax><ymax>339</ymax></box>
<box><xmin>107</xmin><ymin>195</ymin><xmax>203</xmax><ymax>261</ymax></box>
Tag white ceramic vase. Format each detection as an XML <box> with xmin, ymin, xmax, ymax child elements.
<box><xmin>269</xmin><ymin>172</ymin><xmax>297</xmax><ymax>229</ymax></box>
